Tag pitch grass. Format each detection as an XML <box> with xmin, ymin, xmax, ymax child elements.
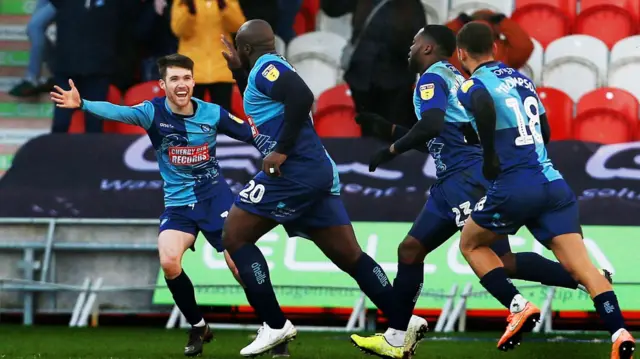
<box><xmin>0</xmin><ymin>325</ymin><xmax>615</xmax><ymax>359</ymax></box>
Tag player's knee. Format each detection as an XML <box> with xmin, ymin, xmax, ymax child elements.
<box><xmin>500</xmin><ymin>252</ymin><xmax>517</xmax><ymax>277</ymax></box>
<box><xmin>160</xmin><ymin>254</ymin><xmax>182</xmax><ymax>279</ymax></box>
<box><xmin>397</xmin><ymin>236</ymin><xmax>427</xmax><ymax>265</ymax></box>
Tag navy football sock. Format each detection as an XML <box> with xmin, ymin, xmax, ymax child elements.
<box><xmin>480</xmin><ymin>267</ymin><xmax>521</xmax><ymax>309</ymax></box>
<box><xmin>165</xmin><ymin>270</ymin><xmax>204</xmax><ymax>326</ymax></box>
<box><xmin>231</xmin><ymin>244</ymin><xmax>286</xmax><ymax>329</ymax></box>
<box><xmin>349</xmin><ymin>253</ymin><xmax>396</xmax><ymax>320</ymax></box>
<box><xmin>389</xmin><ymin>262</ymin><xmax>424</xmax><ymax>331</ymax></box>
<box><xmin>593</xmin><ymin>291</ymin><xmax>626</xmax><ymax>335</ymax></box>
<box><xmin>512</xmin><ymin>252</ymin><xmax>578</xmax><ymax>289</ymax></box>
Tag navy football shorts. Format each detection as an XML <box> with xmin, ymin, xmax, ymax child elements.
<box><xmin>471</xmin><ymin>177</ymin><xmax>580</xmax><ymax>247</ymax></box>
<box><xmin>234</xmin><ymin>172</ymin><xmax>350</xmax><ymax>239</ymax></box>
<box><xmin>409</xmin><ymin>163</ymin><xmax>512</xmax><ymax>256</ymax></box>
<box><xmin>159</xmin><ymin>186</ymin><xmax>235</xmax><ymax>252</ymax></box>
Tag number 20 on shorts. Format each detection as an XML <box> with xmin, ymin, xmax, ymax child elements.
<box><xmin>239</xmin><ymin>180</ymin><xmax>266</xmax><ymax>203</ymax></box>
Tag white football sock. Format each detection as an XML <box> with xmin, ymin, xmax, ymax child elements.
<box><xmin>509</xmin><ymin>294</ymin><xmax>529</xmax><ymax>314</ymax></box>
<box><xmin>193</xmin><ymin>319</ymin><xmax>206</xmax><ymax>327</ymax></box>
<box><xmin>383</xmin><ymin>328</ymin><xmax>406</xmax><ymax>347</ymax></box>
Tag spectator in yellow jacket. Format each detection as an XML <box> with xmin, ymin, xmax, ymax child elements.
<box><xmin>172</xmin><ymin>0</ymin><xmax>245</xmax><ymax>110</ymax></box>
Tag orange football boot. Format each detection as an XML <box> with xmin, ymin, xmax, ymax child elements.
<box><xmin>611</xmin><ymin>329</ymin><xmax>635</xmax><ymax>359</ymax></box>
<box><xmin>497</xmin><ymin>302</ymin><xmax>541</xmax><ymax>351</ymax></box>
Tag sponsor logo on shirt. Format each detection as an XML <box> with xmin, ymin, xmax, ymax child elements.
<box><xmin>168</xmin><ymin>144</ymin><xmax>210</xmax><ymax>166</ymax></box>
<box><xmin>160</xmin><ymin>123</ymin><xmax>174</xmax><ymax>129</ymax></box>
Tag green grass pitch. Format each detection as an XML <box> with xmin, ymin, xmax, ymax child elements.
<box><xmin>0</xmin><ymin>325</ymin><xmax>617</xmax><ymax>358</ymax></box>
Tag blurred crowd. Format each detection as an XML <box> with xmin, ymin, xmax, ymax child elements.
<box><xmin>10</xmin><ymin>0</ymin><xmax>533</xmax><ymax>135</ymax></box>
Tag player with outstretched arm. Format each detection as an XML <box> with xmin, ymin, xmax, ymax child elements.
<box><xmin>50</xmin><ymin>54</ymin><xmax>289</xmax><ymax>358</ymax></box>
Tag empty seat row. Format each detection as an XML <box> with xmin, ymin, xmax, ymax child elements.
<box><xmin>520</xmin><ymin>35</ymin><xmax>640</xmax><ymax>102</ymax></box>
<box><xmin>513</xmin><ymin>0</ymin><xmax>640</xmax><ymax>48</ymax></box>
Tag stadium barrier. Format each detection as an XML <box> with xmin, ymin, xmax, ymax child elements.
<box><xmin>0</xmin><ymin>217</ymin><xmax>463</xmax><ymax>332</ymax></box>
<box><xmin>3</xmin><ymin>217</ymin><xmax>639</xmax><ymax>334</ymax></box>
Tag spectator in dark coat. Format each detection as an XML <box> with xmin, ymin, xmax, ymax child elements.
<box><xmin>136</xmin><ymin>0</ymin><xmax>179</xmax><ymax>82</ymax></box>
<box><xmin>49</xmin><ymin>0</ymin><xmax>128</xmax><ymax>133</ymax></box>
<box><xmin>323</xmin><ymin>0</ymin><xmax>426</xmax><ymax>133</ymax></box>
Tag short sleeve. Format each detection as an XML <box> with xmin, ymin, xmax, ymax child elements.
<box><xmin>415</xmin><ymin>72</ymin><xmax>449</xmax><ymax>117</ymax></box>
<box><xmin>254</xmin><ymin>60</ymin><xmax>294</xmax><ymax>97</ymax></box>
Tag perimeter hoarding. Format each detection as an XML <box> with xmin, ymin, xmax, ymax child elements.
<box><xmin>152</xmin><ymin>225</ymin><xmax>640</xmax><ymax>311</ymax></box>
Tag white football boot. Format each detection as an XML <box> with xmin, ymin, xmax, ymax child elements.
<box><xmin>240</xmin><ymin>320</ymin><xmax>297</xmax><ymax>357</ymax></box>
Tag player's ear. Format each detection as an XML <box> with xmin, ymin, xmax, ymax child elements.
<box><xmin>423</xmin><ymin>44</ymin><xmax>433</xmax><ymax>56</ymax></box>
<box><xmin>158</xmin><ymin>78</ymin><xmax>166</xmax><ymax>91</ymax></box>
<box><xmin>492</xmin><ymin>42</ymin><xmax>498</xmax><ymax>56</ymax></box>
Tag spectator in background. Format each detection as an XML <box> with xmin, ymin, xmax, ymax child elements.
<box><xmin>137</xmin><ymin>0</ymin><xmax>179</xmax><ymax>81</ymax></box>
<box><xmin>49</xmin><ymin>0</ymin><xmax>124</xmax><ymax>133</ymax></box>
<box><xmin>447</xmin><ymin>10</ymin><xmax>533</xmax><ymax>75</ymax></box>
<box><xmin>172</xmin><ymin>0</ymin><xmax>245</xmax><ymax>110</ymax></box>
<box><xmin>276</xmin><ymin>0</ymin><xmax>302</xmax><ymax>43</ymax></box>
<box><xmin>8</xmin><ymin>0</ymin><xmax>56</xmax><ymax>98</ymax></box>
<box><xmin>322</xmin><ymin>0</ymin><xmax>426</xmax><ymax>134</ymax></box>
<box><xmin>238</xmin><ymin>0</ymin><xmax>279</xmax><ymax>31</ymax></box>
<box><xmin>112</xmin><ymin>2</ymin><xmax>144</xmax><ymax>93</ymax></box>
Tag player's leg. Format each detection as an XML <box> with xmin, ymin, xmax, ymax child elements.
<box><xmin>224</xmin><ymin>177</ymin><xmax>301</xmax><ymax>356</ymax></box>
<box><xmin>386</xmin><ymin>196</ymin><xmax>459</xmax><ymax>356</ymax></box>
<box><xmin>158</xmin><ymin>208</ymin><xmax>212</xmax><ymax>356</ymax></box>
<box><xmin>528</xmin><ymin>180</ymin><xmax>634</xmax><ymax>358</ymax></box>
<box><xmin>223</xmin><ymin>250</ymin><xmax>291</xmax><ymax>358</ymax></box>
<box><xmin>460</xmin><ymin>191</ymin><xmax>542</xmax><ymax>351</ymax></box>
<box><xmin>496</xmin><ymin>236</ymin><xmax>583</xmax><ymax>290</ymax></box>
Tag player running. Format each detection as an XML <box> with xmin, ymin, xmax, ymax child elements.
<box><xmin>455</xmin><ymin>22</ymin><xmax>635</xmax><ymax>358</ymax></box>
<box><xmin>219</xmin><ymin>19</ymin><xmax>427</xmax><ymax>357</ymax></box>
<box><xmin>49</xmin><ymin>54</ymin><xmax>290</xmax><ymax>358</ymax></box>
<box><xmin>349</xmin><ymin>24</ymin><xmax>610</xmax><ymax>359</ymax></box>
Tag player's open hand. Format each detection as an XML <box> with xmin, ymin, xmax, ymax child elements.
<box><xmin>221</xmin><ymin>35</ymin><xmax>242</xmax><ymax>70</ymax></box>
<box><xmin>263</xmin><ymin>151</ymin><xmax>287</xmax><ymax>177</ymax></box>
<box><xmin>50</xmin><ymin>79</ymin><xmax>81</xmax><ymax>109</ymax></box>
<box><xmin>369</xmin><ymin>146</ymin><xmax>397</xmax><ymax>172</ymax></box>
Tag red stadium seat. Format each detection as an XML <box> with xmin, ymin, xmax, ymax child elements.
<box><xmin>231</xmin><ymin>84</ymin><xmax>246</xmax><ymax>119</ymax></box>
<box><xmin>512</xmin><ymin>0</ymin><xmax>575</xmax><ymax>48</ymax></box>
<box><xmin>574</xmin><ymin>0</ymin><xmax>639</xmax><ymax>48</ymax></box>
<box><xmin>577</xmin><ymin>88</ymin><xmax>639</xmax><ymax>120</ymax></box>
<box><xmin>120</xmin><ymin>82</ymin><xmax>163</xmax><ymax>135</ymax></box>
<box><xmin>536</xmin><ymin>87</ymin><xmax>574</xmax><ymax>140</ymax></box>
<box><xmin>294</xmin><ymin>0</ymin><xmax>319</xmax><ymax>35</ymax></box>
<box><xmin>68</xmin><ymin>111</ymin><xmax>85</xmax><ymax>134</ymax></box>
<box><xmin>123</xmin><ymin>81</ymin><xmax>164</xmax><ymax>106</ymax></box>
<box><xmin>314</xmin><ymin>84</ymin><xmax>361</xmax><ymax>138</ymax></box>
<box><xmin>574</xmin><ymin>88</ymin><xmax>638</xmax><ymax>144</ymax></box>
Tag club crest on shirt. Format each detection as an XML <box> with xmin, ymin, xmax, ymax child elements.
<box><xmin>200</xmin><ymin>124</ymin><xmax>211</xmax><ymax>133</ymax></box>
<box><xmin>461</xmin><ymin>80</ymin><xmax>474</xmax><ymax>93</ymax></box>
<box><xmin>419</xmin><ymin>83</ymin><xmax>435</xmax><ymax>100</ymax></box>
<box><xmin>262</xmin><ymin>64</ymin><xmax>280</xmax><ymax>82</ymax></box>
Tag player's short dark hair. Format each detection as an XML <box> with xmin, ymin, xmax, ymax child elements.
<box><xmin>421</xmin><ymin>25</ymin><xmax>457</xmax><ymax>57</ymax></box>
<box><xmin>456</xmin><ymin>22</ymin><xmax>494</xmax><ymax>57</ymax></box>
<box><xmin>157</xmin><ymin>54</ymin><xmax>194</xmax><ymax>80</ymax></box>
